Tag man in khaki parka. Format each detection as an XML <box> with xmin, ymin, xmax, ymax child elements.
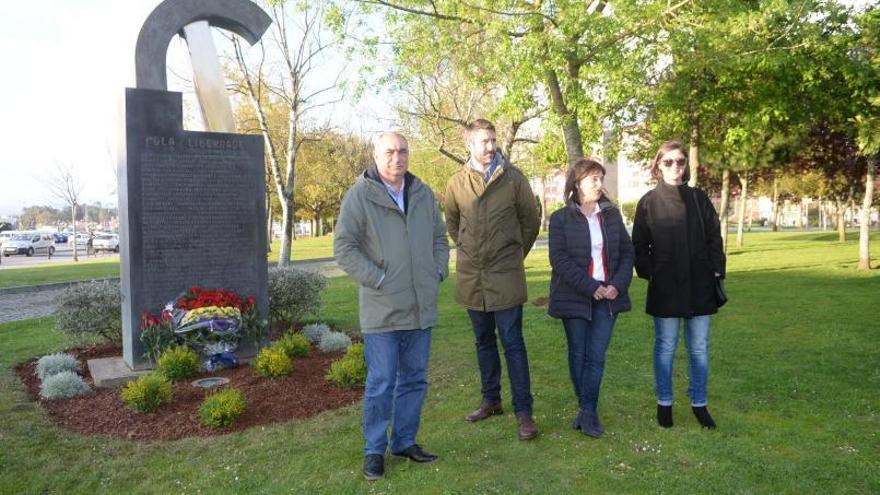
<box><xmin>335</xmin><ymin>132</ymin><xmax>450</xmax><ymax>480</ymax></box>
<box><xmin>444</xmin><ymin>119</ymin><xmax>541</xmax><ymax>440</ymax></box>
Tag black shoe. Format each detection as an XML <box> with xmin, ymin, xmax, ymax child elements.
<box><xmin>392</xmin><ymin>444</ymin><xmax>439</xmax><ymax>463</ymax></box>
<box><xmin>657</xmin><ymin>405</ymin><xmax>673</xmax><ymax>428</ymax></box>
<box><xmin>692</xmin><ymin>406</ymin><xmax>717</xmax><ymax>429</ymax></box>
<box><xmin>363</xmin><ymin>454</ymin><xmax>384</xmax><ymax>481</ymax></box>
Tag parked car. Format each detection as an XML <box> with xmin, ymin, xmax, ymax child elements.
<box><xmin>69</xmin><ymin>233</ymin><xmax>89</xmax><ymax>247</ymax></box>
<box><xmin>93</xmin><ymin>233</ymin><xmax>119</xmax><ymax>253</ymax></box>
<box><xmin>52</xmin><ymin>232</ymin><xmax>68</xmax><ymax>244</ymax></box>
<box><xmin>2</xmin><ymin>231</ymin><xmax>55</xmax><ymax>257</ymax></box>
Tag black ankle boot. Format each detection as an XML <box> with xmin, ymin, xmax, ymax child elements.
<box><xmin>692</xmin><ymin>406</ymin><xmax>716</xmax><ymax>429</ymax></box>
<box><xmin>657</xmin><ymin>405</ymin><xmax>673</xmax><ymax>428</ymax></box>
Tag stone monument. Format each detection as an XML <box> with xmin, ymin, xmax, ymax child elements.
<box><xmin>116</xmin><ymin>0</ymin><xmax>272</xmax><ymax>373</ymax></box>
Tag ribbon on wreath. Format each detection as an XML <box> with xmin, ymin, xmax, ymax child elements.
<box><xmin>206</xmin><ymin>351</ymin><xmax>240</xmax><ymax>371</ymax></box>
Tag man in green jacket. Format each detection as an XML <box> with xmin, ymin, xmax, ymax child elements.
<box><xmin>444</xmin><ymin>119</ymin><xmax>541</xmax><ymax>441</ymax></box>
<box><xmin>335</xmin><ymin>131</ymin><xmax>450</xmax><ymax>481</ymax></box>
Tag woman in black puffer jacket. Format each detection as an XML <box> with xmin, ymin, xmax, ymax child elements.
<box><xmin>548</xmin><ymin>158</ymin><xmax>634</xmax><ymax>437</ymax></box>
<box><xmin>632</xmin><ymin>140</ymin><xmax>726</xmax><ymax>430</ymax></box>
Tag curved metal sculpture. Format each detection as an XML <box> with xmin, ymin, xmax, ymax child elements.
<box><xmin>135</xmin><ymin>0</ymin><xmax>272</xmax><ymax>91</ymax></box>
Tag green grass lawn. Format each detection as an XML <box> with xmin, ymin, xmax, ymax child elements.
<box><xmin>1</xmin><ymin>231</ymin><xmax>878</xmax><ymax>493</ymax></box>
<box><xmin>0</xmin><ymin>237</ymin><xmax>336</xmax><ymax>289</ymax></box>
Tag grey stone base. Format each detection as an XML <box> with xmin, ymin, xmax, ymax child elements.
<box><xmin>88</xmin><ymin>356</ymin><xmax>150</xmax><ymax>388</ymax></box>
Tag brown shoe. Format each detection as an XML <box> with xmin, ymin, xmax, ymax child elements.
<box><xmin>465</xmin><ymin>401</ymin><xmax>503</xmax><ymax>422</ymax></box>
<box><xmin>517</xmin><ymin>413</ymin><xmax>539</xmax><ymax>440</ymax></box>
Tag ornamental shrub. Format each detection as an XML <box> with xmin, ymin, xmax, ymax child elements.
<box><xmin>54</xmin><ymin>280</ymin><xmax>122</xmax><ymax>343</ymax></box>
<box><xmin>302</xmin><ymin>323</ymin><xmax>330</xmax><ymax>343</ymax></box>
<box><xmin>156</xmin><ymin>346</ymin><xmax>200</xmax><ymax>381</ymax></box>
<box><xmin>319</xmin><ymin>331</ymin><xmax>352</xmax><ymax>352</ymax></box>
<box><xmin>35</xmin><ymin>352</ymin><xmax>81</xmax><ymax>380</ymax></box>
<box><xmin>40</xmin><ymin>371</ymin><xmax>92</xmax><ymax>399</ymax></box>
<box><xmin>274</xmin><ymin>332</ymin><xmax>310</xmax><ymax>358</ymax></box>
<box><xmin>267</xmin><ymin>267</ymin><xmax>327</xmax><ymax>325</ymax></box>
<box><xmin>326</xmin><ymin>343</ymin><xmax>366</xmax><ymax>388</ymax></box>
<box><xmin>199</xmin><ymin>388</ymin><xmax>247</xmax><ymax>428</ymax></box>
<box><xmin>254</xmin><ymin>347</ymin><xmax>293</xmax><ymax>378</ymax></box>
<box><xmin>121</xmin><ymin>373</ymin><xmax>173</xmax><ymax>413</ymax></box>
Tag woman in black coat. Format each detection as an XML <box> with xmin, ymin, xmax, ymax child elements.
<box><xmin>548</xmin><ymin>158</ymin><xmax>634</xmax><ymax>437</ymax></box>
<box><xmin>632</xmin><ymin>141</ymin><xmax>726</xmax><ymax>429</ymax></box>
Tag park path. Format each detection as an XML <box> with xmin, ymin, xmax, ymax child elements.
<box><xmin>0</xmin><ymin>258</ymin><xmax>344</xmax><ymax>324</ymax></box>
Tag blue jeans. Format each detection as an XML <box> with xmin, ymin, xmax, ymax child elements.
<box><xmin>363</xmin><ymin>328</ymin><xmax>431</xmax><ymax>455</ymax></box>
<box><xmin>653</xmin><ymin>316</ymin><xmax>711</xmax><ymax>407</ymax></box>
<box><xmin>467</xmin><ymin>305</ymin><xmax>533</xmax><ymax>415</ymax></box>
<box><xmin>562</xmin><ymin>303</ymin><xmax>617</xmax><ymax>414</ymax></box>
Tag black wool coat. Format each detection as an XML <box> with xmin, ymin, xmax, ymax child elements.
<box><xmin>548</xmin><ymin>199</ymin><xmax>634</xmax><ymax>319</ymax></box>
<box><xmin>632</xmin><ymin>182</ymin><xmax>726</xmax><ymax>318</ymax></box>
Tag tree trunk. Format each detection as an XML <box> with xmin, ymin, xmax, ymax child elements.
<box><xmin>316</xmin><ymin>207</ymin><xmax>324</xmax><ymax>237</ymax></box>
<box><xmin>544</xmin><ymin>68</ymin><xmax>584</xmax><ymax>161</ymax></box>
<box><xmin>278</xmin><ymin>200</ymin><xmax>294</xmax><ymax>267</ymax></box>
<box><xmin>736</xmin><ymin>173</ymin><xmax>748</xmax><ymax>248</ymax></box>
<box><xmin>688</xmin><ymin>122</ymin><xmax>699</xmax><ymax>187</ymax></box>
<box><xmin>836</xmin><ymin>199</ymin><xmax>846</xmax><ymax>242</ymax></box>
<box><xmin>858</xmin><ymin>156</ymin><xmax>876</xmax><ymax>270</ymax></box>
<box><xmin>71</xmin><ymin>207</ymin><xmax>78</xmax><ymax>262</ymax></box>
<box><xmin>771</xmin><ymin>175</ymin><xmax>779</xmax><ymax>232</ymax></box>
<box><xmin>719</xmin><ymin>169</ymin><xmax>730</xmax><ymax>252</ymax></box>
<box><xmin>539</xmin><ymin>176</ymin><xmax>548</xmax><ymax>231</ymax></box>
<box><xmin>266</xmin><ymin>201</ymin><xmax>273</xmax><ymax>252</ymax></box>
<box><xmin>804</xmin><ymin>201</ymin><xmax>810</xmax><ymax>229</ymax></box>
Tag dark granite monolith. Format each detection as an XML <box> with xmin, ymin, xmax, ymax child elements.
<box><xmin>119</xmin><ymin>89</ymin><xmax>268</xmax><ymax>370</ymax></box>
<box><xmin>115</xmin><ymin>0</ymin><xmax>271</xmax><ymax>372</ymax></box>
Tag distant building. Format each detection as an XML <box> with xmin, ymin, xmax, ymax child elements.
<box><xmin>529</xmin><ymin>129</ymin><xmax>654</xmax><ymax>222</ymax></box>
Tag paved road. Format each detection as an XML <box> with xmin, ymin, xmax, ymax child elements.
<box><xmin>0</xmin><ymin>245</ymin><xmax>118</xmax><ymax>270</ymax></box>
<box><xmin>0</xmin><ymin>287</ymin><xmax>66</xmax><ymax>324</ymax></box>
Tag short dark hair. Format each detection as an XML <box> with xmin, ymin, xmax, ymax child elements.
<box><xmin>465</xmin><ymin>118</ymin><xmax>496</xmax><ymax>140</ymax></box>
<box><xmin>564</xmin><ymin>158</ymin><xmax>606</xmax><ymax>203</ymax></box>
<box><xmin>650</xmin><ymin>140</ymin><xmax>690</xmax><ymax>183</ymax></box>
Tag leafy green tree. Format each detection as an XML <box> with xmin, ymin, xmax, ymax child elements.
<box><xmin>295</xmin><ymin>132</ymin><xmax>371</xmax><ymax>235</ymax></box>
<box><xmin>353</xmin><ymin>0</ymin><xmax>679</xmax><ymax>162</ymax></box>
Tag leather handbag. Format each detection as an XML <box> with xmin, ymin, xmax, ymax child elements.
<box><xmin>692</xmin><ymin>190</ymin><xmax>727</xmax><ymax>307</ymax></box>
<box><xmin>714</xmin><ymin>276</ymin><xmax>728</xmax><ymax>307</ymax></box>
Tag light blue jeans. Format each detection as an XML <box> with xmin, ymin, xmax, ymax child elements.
<box><xmin>363</xmin><ymin>328</ymin><xmax>431</xmax><ymax>455</ymax></box>
<box><xmin>653</xmin><ymin>316</ymin><xmax>710</xmax><ymax>407</ymax></box>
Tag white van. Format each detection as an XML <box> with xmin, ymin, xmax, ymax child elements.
<box><xmin>2</xmin><ymin>231</ymin><xmax>55</xmax><ymax>257</ymax></box>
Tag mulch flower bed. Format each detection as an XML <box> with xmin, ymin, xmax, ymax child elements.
<box><xmin>16</xmin><ymin>342</ymin><xmax>362</xmax><ymax>441</ymax></box>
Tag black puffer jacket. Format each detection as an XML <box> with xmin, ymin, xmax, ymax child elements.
<box><xmin>548</xmin><ymin>199</ymin><xmax>634</xmax><ymax>319</ymax></box>
<box><xmin>632</xmin><ymin>182</ymin><xmax>726</xmax><ymax>318</ymax></box>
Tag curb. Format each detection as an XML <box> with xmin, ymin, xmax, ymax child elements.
<box><xmin>0</xmin><ymin>257</ymin><xmax>341</xmax><ymax>295</ymax></box>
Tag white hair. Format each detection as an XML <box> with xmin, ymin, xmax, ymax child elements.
<box><xmin>372</xmin><ymin>131</ymin><xmax>407</xmax><ymax>151</ymax></box>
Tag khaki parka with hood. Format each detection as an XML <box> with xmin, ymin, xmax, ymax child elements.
<box><xmin>444</xmin><ymin>155</ymin><xmax>540</xmax><ymax>311</ymax></box>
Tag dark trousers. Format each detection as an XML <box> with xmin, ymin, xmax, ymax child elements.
<box><xmin>467</xmin><ymin>305</ymin><xmax>533</xmax><ymax>415</ymax></box>
<box><xmin>562</xmin><ymin>303</ymin><xmax>617</xmax><ymax>414</ymax></box>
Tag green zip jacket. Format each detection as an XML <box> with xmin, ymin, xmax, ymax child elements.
<box><xmin>334</xmin><ymin>169</ymin><xmax>450</xmax><ymax>333</ymax></box>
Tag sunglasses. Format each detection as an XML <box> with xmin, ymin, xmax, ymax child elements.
<box><xmin>661</xmin><ymin>158</ymin><xmax>687</xmax><ymax>168</ymax></box>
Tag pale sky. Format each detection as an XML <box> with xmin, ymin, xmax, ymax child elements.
<box><xmin>0</xmin><ymin>0</ymin><xmax>872</xmax><ymax>217</ymax></box>
<box><xmin>0</xmin><ymin>0</ymin><xmax>394</xmax><ymax>217</ymax></box>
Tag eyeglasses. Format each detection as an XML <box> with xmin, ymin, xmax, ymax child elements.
<box><xmin>661</xmin><ymin>158</ymin><xmax>687</xmax><ymax>168</ymax></box>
